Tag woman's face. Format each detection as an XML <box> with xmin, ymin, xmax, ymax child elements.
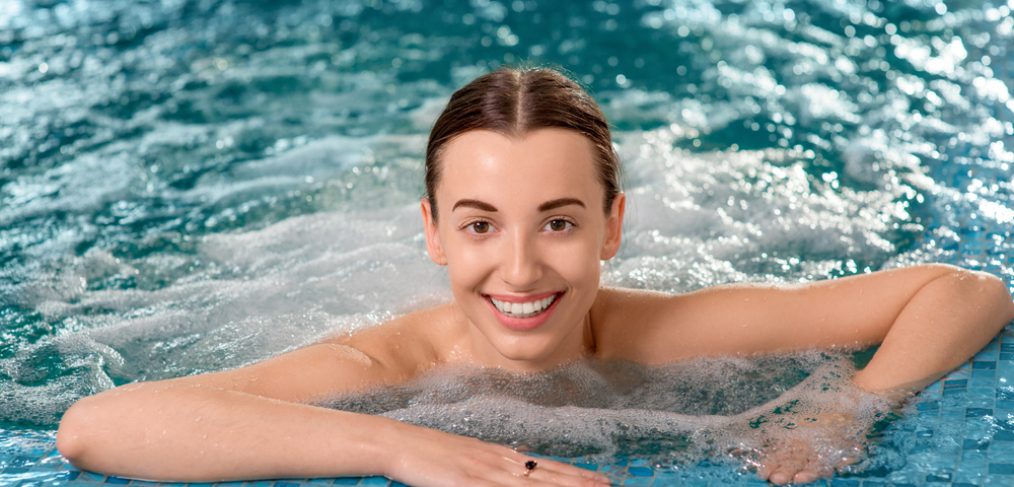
<box><xmin>421</xmin><ymin>128</ymin><xmax>625</xmax><ymax>371</ymax></box>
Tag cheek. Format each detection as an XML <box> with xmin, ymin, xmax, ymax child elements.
<box><xmin>442</xmin><ymin>235</ymin><xmax>494</xmax><ymax>287</ymax></box>
<box><xmin>545</xmin><ymin>238</ymin><xmax>602</xmax><ymax>285</ymax></box>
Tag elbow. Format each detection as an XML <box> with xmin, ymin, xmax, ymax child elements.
<box><xmin>57</xmin><ymin>398</ymin><xmax>96</xmax><ymax>465</ymax></box>
<box><xmin>956</xmin><ymin>269</ymin><xmax>1014</xmax><ymax>330</ymax></box>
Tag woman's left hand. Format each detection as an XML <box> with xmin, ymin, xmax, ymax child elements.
<box><xmin>753</xmin><ymin>411</ymin><xmax>867</xmax><ymax>485</ymax></box>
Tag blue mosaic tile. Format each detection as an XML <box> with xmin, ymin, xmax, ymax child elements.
<box><xmin>274</xmin><ymin>482</ymin><xmax>302</xmax><ymax>487</ymax></box>
<box><xmin>944</xmin><ymin>379</ymin><xmax>969</xmax><ymax>389</ymax></box>
<box><xmin>332</xmin><ymin>479</ymin><xmax>362</xmax><ymax>485</ymax></box>
<box><xmin>830</xmin><ymin>479</ymin><xmax>859</xmax><ymax>486</ymax></box>
<box><xmin>357</xmin><ymin>477</ymin><xmax>390</xmax><ymax>486</ymax></box>
<box><xmin>956</xmin><ymin>459</ymin><xmax>989</xmax><ymax>475</ymax></box>
<box><xmin>78</xmin><ymin>471</ymin><xmax>106</xmax><ymax>482</ymax></box>
<box><xmin>995</xmin><ymin>423</ymin><xmax>1014</xmax><ymax>441</ymax></box>
<box><xmin>628</xmin><ymin>458</ymin><xmax>649</xmax><ymax>467</ymax></box>
<box><xmin>973</xmin><ymin>370</ymin><xmax>996</xmax><ymax>381</ymax></box>
<box><xmin>963</xmin><ymin>438</ymin><xmax>990</xmax><ymax>450</ymax></box>
<box><xmin>974</xmin><ymin>361</ymin><xmax>997</xmax><ymax>369</ymax></box>
<box><xmin>621</xmin><ymin>476</ymin><xmax>652</xmax><ymax>486</ymax></box>
<box><xmin>627</xmin><ymin>466</ymin><xmax>653</xmax><ymax>477</ymax></box>
<box><xmin>989</xmin><ymin>463</ymin><xmax>1014</xmax><ymax>475</ymax></box>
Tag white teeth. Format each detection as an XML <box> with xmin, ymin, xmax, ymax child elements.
<box><xmin>490</xmin><ymin>294</ymin><xmax>558</xmax><ymax>318</ymax></box>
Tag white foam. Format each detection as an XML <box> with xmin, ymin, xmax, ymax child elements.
<box><xmin>605</xmin><ymin>128</ymin><xmax>928</xmax><ymax>291</ymax></box>
<box><xmin>321</xmin><ymin>351</ymin><xmax>898</xmax><ymax>474</ymax></box>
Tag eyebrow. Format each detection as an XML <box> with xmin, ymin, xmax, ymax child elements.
<box><xmin>451</xmin><ymin>197</ymin><xmax>586</xmax><ymax>213</ymax></box>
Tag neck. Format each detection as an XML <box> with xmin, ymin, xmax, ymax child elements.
<box><xmin>456</xmin><ymin>306</ymin><xmax>596</xmax><ymax>373</ymax></box>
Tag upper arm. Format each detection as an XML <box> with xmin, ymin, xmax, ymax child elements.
<box><xmin>149</xmin><ymin>312</ymin><xmax>441</xmax><ymax>404</ymax></box>
<box><xmin>604</xmin><ymin>264</ymin><xmax>986</xmax><ymax>363</ymax></box>
<box><xmin>153</xmin><ymin>341</ymin><xmax>403</xmax><ymax>404</ymax></box>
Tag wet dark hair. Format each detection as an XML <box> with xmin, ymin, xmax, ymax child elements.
<box><xmin>424</xmin><ymin>64</ymin><xmax>621</xmax><ymax>220</ymax></box>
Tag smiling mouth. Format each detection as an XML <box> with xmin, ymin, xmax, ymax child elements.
<box><xmin>484</xmin><ymin>292</ymin><xmax>564</xmax><ymax>319</ymax></box>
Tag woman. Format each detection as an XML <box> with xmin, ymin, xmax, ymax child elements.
<box><xmin>56</xmin><ymin>65</ymin><xmax>1014</xmax><ymax>486</ymax></box>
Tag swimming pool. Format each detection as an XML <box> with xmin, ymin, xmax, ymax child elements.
<box><xmin>1</xmin><ymin>0</ymin><xmax>1012</xmax><ymax>485</ymax></box>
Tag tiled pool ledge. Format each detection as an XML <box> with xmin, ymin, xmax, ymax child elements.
<box><xmin>4</xmin><ymin>325</ymin><xmax>1014</xmax><ymax>487</ymax></box>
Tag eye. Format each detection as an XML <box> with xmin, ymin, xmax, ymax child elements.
<box><xmin>466</xmin><ymin>220</ymin><xmax>492</xmax><ymax>234</ymax></box>
<box><xmin>544</xmin><ymin>218</ymin><xmax>575</xmax><ymax>232</ymax></box>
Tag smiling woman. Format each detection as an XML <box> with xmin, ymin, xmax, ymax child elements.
<box><xmin>419</xmin><ymin>128</ymin><xmax>624</xmax><ymax>371</ymax></box>
<box><xmin>54</xmin><ymin>65</ymin><xmax>1014</xmax><ymax>486</ymax></box>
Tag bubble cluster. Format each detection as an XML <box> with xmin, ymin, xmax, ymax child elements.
<box><xmin>321</xmin><ymin>351</ymin><xmax>898</xmax><ymax>478</ymax></box>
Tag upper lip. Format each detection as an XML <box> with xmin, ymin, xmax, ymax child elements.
<box><xmin>483</xmin><ymin>291</ymin><xmax>562</xmax><ymax>303</ymax></box>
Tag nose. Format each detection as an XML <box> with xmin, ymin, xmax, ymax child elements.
<box><xmin>500</xmin><ymin>228</ymin><xmax>543</xmax><ymax>289</ymax></box>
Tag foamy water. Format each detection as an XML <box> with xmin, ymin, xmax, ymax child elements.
<box><xmin>322</xmin><ymin>351</ymin><xmax>897</xmax><ymax>478</ymax></box>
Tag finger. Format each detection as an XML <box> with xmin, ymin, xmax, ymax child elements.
<box><xmin>769</xmin><ymin>469</ymin><xmax>795</xmax><ymax>485</ymax></box>
<box><xmin>792</xmin><ymin>468</ymin><xmax>821</xmax><ymax>484</ymax></box>
<box><xmin>787</xmin><ymin>445</ymin><xmax>839</xmax><ymax>485</ymax></box>
<box><xmin>834</xmin><ymin>449</ymin><xmax>863</xmax><ymax>469</ymax></box>
<box><xmin>518</xmin><ymin>458</ymin><xmax>610</xmax><ymax>485</ymax></box>
<box><xmin>493</xmin><ymin>452</ymin><xmax>608</xmax><ymax>486</ymax></box>
<box><xmin>498</xmin><ymin>450</ymin><xmax>602</xmax><ymax>479</ymax></box>
<box><xmin>523</xmin><ymin>464</ymin><xmax>610</xmax><ymax>486</ymax></box>
<box><xmin>766</xmin><ymin>443</ymin><xmax>810</xmax><ymax>484</ymax></box>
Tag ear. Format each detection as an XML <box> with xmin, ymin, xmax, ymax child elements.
<box><xmin>420</xmin><ymin>198</ymin><xmax>448</xmax><ymax>266</ymax></box>
<box><xmin>600</xmin><ymin>192</ymin><xmax>625</xmax><ymax>260</ymax></box>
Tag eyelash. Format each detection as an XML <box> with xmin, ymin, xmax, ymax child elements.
<box><xmin>459</xmin><ymin>218</ymin><xmax>577</xmax><ymax>236</ymax></box>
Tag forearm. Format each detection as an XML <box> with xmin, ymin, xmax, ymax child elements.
<box><xmin>57</xmin><ymin>382</ymin><xmax>403</xmax><ymax>482</ymax></box>
<box><xmin>851</xmin><ymin>269</ymin><xmax>1014</xmax><ymax>396</ymax></box>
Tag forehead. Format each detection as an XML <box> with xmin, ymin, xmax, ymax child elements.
<box><xmin>436</xmin><ymin>128</ymin><xmax>601</xmax><ymax>205</ymax></box>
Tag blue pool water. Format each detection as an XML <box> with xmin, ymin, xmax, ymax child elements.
<box><xmin>2</xmin><ymin>0</ymin><xmax>1013</xmax><ymax>485</ymax></box>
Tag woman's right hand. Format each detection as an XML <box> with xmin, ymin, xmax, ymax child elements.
<box><xmin>384</xmin><ymin>422</ymin><xmax>611</xmax><ymax>486</ymax></box>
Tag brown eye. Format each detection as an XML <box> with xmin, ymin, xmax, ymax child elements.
<box><xmin>547</xmin><ymin>219</ymin><xmax>571</xmax><ymax>231</ymax></box>
<box><xmin>470</xmin><ymin>221</ymin><xmax>490</xmax><ymax>234</ymax></box>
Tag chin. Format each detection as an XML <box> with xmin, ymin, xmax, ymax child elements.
<box><xmin>488</xmin><ymin>335</ymin><xmax>566</xmax><ymax>369</ymax></box>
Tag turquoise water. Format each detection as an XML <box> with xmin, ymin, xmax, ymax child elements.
<box><xmin>2</xmin><ymin>0</ymin><xmax>1013</xmax><ymax>485</ymax></box>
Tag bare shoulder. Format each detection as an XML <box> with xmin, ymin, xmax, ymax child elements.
<box><xmin>153</xmin><ymin>304</ymin><xmax>456</xmax><ymax>404</ymax></box>
<box><xmin>316</xmin><ymin>303</ymin><xmax>456</xmax><ymax>376</ymax></box>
